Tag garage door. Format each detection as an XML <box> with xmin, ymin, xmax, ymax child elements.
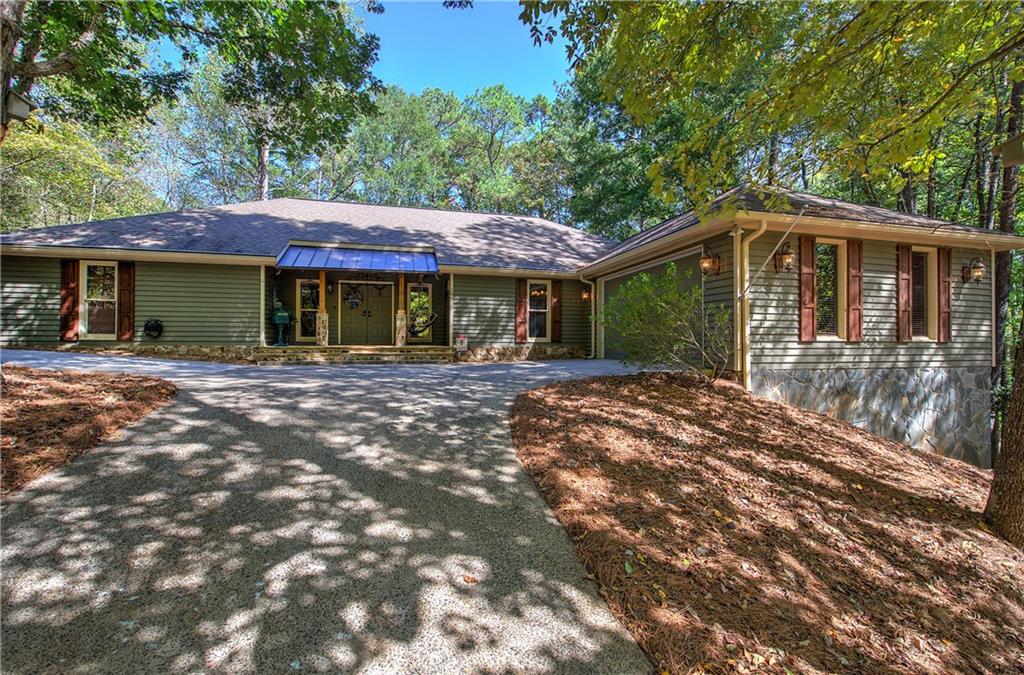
<box><xmin>602</xmin><ymin>252</ymin><xmax>702</xmax><ymax>360</ymax></box>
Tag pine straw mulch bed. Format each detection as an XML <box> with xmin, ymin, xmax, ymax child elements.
<box><xmin>1</xmin><ymin>365</ymin><xmax>177</xmax><ymax>496</ymax></box>
<box><xmin>511</xmin><ymin>373</ymin><xmax>1024</xmax><ymax>674</ymax></box>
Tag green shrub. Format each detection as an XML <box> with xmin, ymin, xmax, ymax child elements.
<box><xmin>602</xmin><ymin>263</ymin><xmax>732</xmax><ymax>381</ymax></box>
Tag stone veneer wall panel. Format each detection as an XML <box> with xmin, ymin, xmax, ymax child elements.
<box><xmin>752</xmin><ymin>366</ymin><xmax>991</xmax><ymax>467</ymax></box>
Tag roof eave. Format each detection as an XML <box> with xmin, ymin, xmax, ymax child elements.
<box><xmin>740</xmin><ymin>211</ymin><xmax>1024</xmax><ymax>251</ymax></box>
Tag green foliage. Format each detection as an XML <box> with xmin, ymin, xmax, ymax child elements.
<box><xmin>521</xmin><ymin>1</ymin><xmax>1024</xmax><ymax>208</ymax></box>
<box><xmin>5</xmin><ymin>1</ymin><xmax>379</xmax><ymax>165</ymax></box>
<box><xmin>602</xmin><ymin>263</ymin><xmax>732</xmax><ymax>381</ymax></box>
<box><xmin>0</xmin><ymin>114</ymin><xmax>160</xmax><ymax>232</ymax></box>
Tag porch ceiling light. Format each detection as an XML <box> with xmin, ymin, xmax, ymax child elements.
<box><xmin>962</xmin><ymin>257</ymin><xmax>986</xmax><ymax>284</ymax></box>
<box><xmin>699</xmin><ymin>249</ymin><xmax>722</xmax><ymax>276</ymax></box>
<box><xmin>774</xmin><ymin>241</ymin><xmax>797</xmax><ymax>273</ymax></box>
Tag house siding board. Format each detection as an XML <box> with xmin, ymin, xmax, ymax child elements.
<box><xmin>133</xmin><ymin>261</ymin><xmax>261</xmax><ymax>344</ymax></box>
<box><xmin>452</xmin><ymin>274</ymin><xmax>590</xmax><ymax>350</ymax></box>
<box><xmin>601</xmin><ymin>251</ymin><xmax>703</xmax><ymax>360</ymax></box>
<box><xmin>747</xmin><ymin>233</ymin><xmax>992</xmax><ymax>369</ymax></box>
<box><xmin>1</xmin><ymin>255</ymin><xmax>62</xmax><ymax>343</ymax></box>
<box><xmin>454</xmin><ymin>274</ymin><xmax>518</xmax><ymax>347</ymax></box>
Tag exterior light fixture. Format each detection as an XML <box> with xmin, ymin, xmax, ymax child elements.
<box><xmin>699</xmin><ymin>249</ymin><xmax>722</xmax><ymax>276</ymax></box>
<box><xmin>581</xmin><ymin>288</ymin><xmax>592</xmax><ymax>302</ymax></box>
<box><xmin>962</xmin><ymin>257</ymin><xmax>986</xmax><ymax>284</ymax></box>
<box><xmin>774</xmin><ymin>241</ymin><xmax>797</xmax><ymax>273</ymax></box>
<box><xmin>326</xmin><ymin>280</ymin><xmax>335</xmax><ymax>295</ymax></box>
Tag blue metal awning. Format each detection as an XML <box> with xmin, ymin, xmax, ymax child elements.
<box><xmin>276</xmin><ymin>244</ymin><xmax>438</xmax><ymax>273</ymax></box>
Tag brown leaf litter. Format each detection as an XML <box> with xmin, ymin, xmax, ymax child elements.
<box><xmin>511</xmin><ymin>372</ymin><xmax>1024</xmax><ymax>674</ymax></box>
<box><xmin>1</xmin><ymin>364</ymin><xmax>176</xmax><ymax>495</ymax></box>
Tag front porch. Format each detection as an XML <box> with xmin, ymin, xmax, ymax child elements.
<box><xmin>265</xmin><ymin>244</ymin><xmax>451</xmax><ymax>350</ymax></box>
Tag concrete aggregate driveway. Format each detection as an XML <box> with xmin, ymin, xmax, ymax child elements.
<box><xmin>0</xmin><ymin>351</ymin><xmax>648</xmax><ymax>674</ymax></box>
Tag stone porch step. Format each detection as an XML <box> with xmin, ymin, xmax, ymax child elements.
<box><xmin>254</xmin><ymin>345</ymin><xmax>454</xmax><ymax>366</ymax></box>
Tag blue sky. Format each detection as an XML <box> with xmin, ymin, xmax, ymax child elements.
<box><xmin>359</xmin><ymin>1</ymin><xmax>571</xmax><ymax>99</ymax></box>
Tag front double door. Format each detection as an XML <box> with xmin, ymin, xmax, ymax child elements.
<box><xmin>339</xmin><ymin>283</ymin><xmax>393</xmax><ymax>345</ymax></box>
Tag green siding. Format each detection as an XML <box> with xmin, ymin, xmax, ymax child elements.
<box><xmin>1</xmin><ymin>255</ymin><xmax>61</xmax><ymax>344</ymax></box>
<box><xmin>134</xmin><ymin>261</ymin><xmax>261</xmax><ymax>345</ymax></box>
<box><xmin>599</xmin><ymin>250</ymin><xmax>703</xmax><ymax>360</ymax></box>
<box><xmin>452</xmin><ymin>273</ymin><xmax>591</xmax><ymax>350</ymax></box>
<box><xmin>748</xmin><ymin>233</ymin><xmax>992</xmax><ymax>369</ymax></box>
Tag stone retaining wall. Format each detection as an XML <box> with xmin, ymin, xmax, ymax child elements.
<box><xmin>454</xmin><ymin>344</ymin><xmax>588</xmax><ymax>362</ymax></box>
<box><xmin>751</xmin><ymin>367</ymin><xmax>991</xmax><ymax>467</ymax></box>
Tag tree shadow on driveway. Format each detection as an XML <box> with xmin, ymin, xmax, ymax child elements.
<box><xmin>1</xmin><ymin>354</ymin><xmax>647</xmax><ymax>674</ymax></box>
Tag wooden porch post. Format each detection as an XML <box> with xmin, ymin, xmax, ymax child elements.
<box><xmin>396</xmin><ymin>272</ymin><xmax>407</xmax><ymax>346</ymax></box>
<box><xmin>316</xmin><ymin>269</ymin><xmax>328</xmax><ymax>346</ymax></box>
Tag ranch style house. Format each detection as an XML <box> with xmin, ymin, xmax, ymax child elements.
<box><xmin>2</xmin><ymin>185</ymin><xmax>1022</xmax><ymax>467</ymax></box>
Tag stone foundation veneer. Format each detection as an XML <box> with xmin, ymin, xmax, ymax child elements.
<box><xmin>454</xmin><ymin>344</ymin><xmax>588</xmax><ymax>362</ymax></box>
<box><xmin>751</xmin><ymin>367</ymin><xmax>992</xmax><ymax>467</ymax></box>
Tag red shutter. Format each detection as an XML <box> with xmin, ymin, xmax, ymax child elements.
<box><xmin>117</xmin><ymin>261</ymin><xmax>135</xmax><ymax>341</ymax></box>
<box><xmin>60</xmin><ymin>259</ymin><xmax>80</xmax><ymax>341</ymax></box>
<box><xmin>847</xmin><ymin>240</ymin><xmax>863</xmax><ymax>342</ymax></box>
<box><xmin>515</xmin><ymin>278</ymin><xmax>527</xmax><ymax>343</ymax></box>
<box><xmin>896</xmin><ymin>244</ymin><xmax>912</xmax><ymax>341</ymax></box>
<box><xmin>937</xmin><ymin>247</ymin><xmax>951</xmax><ymax>343</ymax></box>
<box><xmin>798</xmin><ymin>236</ymin><xmax>816</xmax><ymax>342</ymax></box>
<box><xmin>551</xmin><ymin>280</ymin><xmax>562</xmax><ymax>343</ymax></box>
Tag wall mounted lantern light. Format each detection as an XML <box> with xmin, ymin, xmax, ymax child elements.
<box><xmin>962</xmin><ymin>257</ymin><xmax>986</xmax><ymax>284</ymax></box>
<box><xmin>774</xmin><ymin>241</ymin><xmax>797</xmax><ymax>273</ymax></box>
<box><xmin>699</xmin><ymin>249</ymin><xmax>722</xmax><ymax>276</ymax></box>
<box><xmin>326</xmin><ymin>280</ymin><xmax>335</xmax><ymax>295</ymax></box>
<box><xmin>581</xmin><ymin>288</ymin><xmax>592</xmax><ymax>302</ymax></box>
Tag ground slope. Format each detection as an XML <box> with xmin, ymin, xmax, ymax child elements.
<box><xmin>511</xmin><ymin>373</ymin><xmax>1024</xmax><ymax>674</ymax></box>
<box><xmin>1</xmin><ymin>364</ymin><xmax>176</xmax><ymax>495</ymax></box>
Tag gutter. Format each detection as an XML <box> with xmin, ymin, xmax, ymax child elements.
<box><xmin>737</xmin><ymin>218</ymin><xmax>769</xmax><ymax>390</ymax></box>
<box><xmin>578</xmin><ymin>274</ymin><xmax>596</xmax><ymax>358</ymax></box>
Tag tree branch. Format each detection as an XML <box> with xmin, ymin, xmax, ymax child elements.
<box><xmin>6</xmin><ymin>7</ymin><xmax>105</xmax><ymax>81</ymax></box>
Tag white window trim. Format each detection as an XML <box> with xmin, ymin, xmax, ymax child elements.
<box><xmin>407</xmin><ymin>282</ymin><xmax>433</xmax><ymax>343</ymax></box>
<box><xmin>815</xmin><ymin>238</ymin><xmax>847</xmax><ymax>341</ymax></box>
<box><xmin>295</xmin><ymin>278</ymin><xmax>320</xmax><ymax>343</ymax></box>
<box><xmin>526</xmin><ymin>278</ymin><xmax>552</xmax><ymax>343</ymax></box>
<box><xmin>79</xmin><ymin>260</ymin><xmax>118</xmax><ymax>340</ymax></box>
<box><xmin>911</xmin><ymin>246</ymin><xmax>938</xmax><ymax>341</ymax></box>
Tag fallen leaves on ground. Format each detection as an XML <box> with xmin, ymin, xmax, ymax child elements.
<box><xmin>1</xmin><ymin>365</ymin><xmax>176</xmax><ymax>495</ymax></box>
<box><xmin>511</xmin><ymin>372</ymin><xmax>1024</xmax><ymax>674</ymax></box>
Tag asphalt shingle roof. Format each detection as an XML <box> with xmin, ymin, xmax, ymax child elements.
<box><xmin>588</xmin><ymin>185</ymin><xmax>1011</xmax><ymax>266</ymax></box>
<box><xmin>0</xmin><ymin>198</ymin><xmax>614</xmax><ymax>273</ymax></box>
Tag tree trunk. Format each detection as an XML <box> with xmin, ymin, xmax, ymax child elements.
<box><xmin>992</xmin><ymin>76</ymin><xmax>1023</xmax><ymax>462</ymax></box>
<box><xmin>0</xmin><ymin>0</ymin><xmax>28</xmax><ymax>145</ymax></box>
<box><xmin>985</xmin><ymin>309</ymin><xmax>1024</xmax><ymax>548</ymax></box>
<box><xmin>897</xmin><ymin>171</ymin><xmax>916</xmax><ymax>214</ymax></box>
<box><xmin>256</xmin><ymin>137</ymin><xmax>270</xmax><ymax>200</ymax></box>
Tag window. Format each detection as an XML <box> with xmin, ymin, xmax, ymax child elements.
<box><xmin>296</xmin><ymin>279</ymin><xmax>320</xmax><ymax>341</ymax></box>
<box><xmin>815</xmin><ymin>243</ymin><xmax>839</xmax><ymax>336</ymax></box>
<box><xmin>407</xmin><ymin>283</ymin><xmax>432</xmax><ymax>342</ymax></box>
<box><xmin>81</xmin><ymin>262</ymin><xmax>117</xmax><ymax>339</ymax></box>
<box><xmin>527</xmin><ymin>280</ymin><xmax>550</xmax><ymax>341</ymax></box>
<box><xmin>813</xmin><ymin>239</ymin><xmax>847</xmax><ymax>339</ymax></box>
<box><xmin>910</xmin><ymin>247</ymin><xmax>937</xmax><ymax>339</ymax></box>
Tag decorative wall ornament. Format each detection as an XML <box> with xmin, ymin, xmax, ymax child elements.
<box><xmin>345</xmin><ymin>286</ymin><xmax>364</xmax><ymax>309</ymax></box>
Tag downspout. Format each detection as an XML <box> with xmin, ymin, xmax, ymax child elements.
<box><xmin>738</xmin><ymin>218</ymin><xmax>769</xmax><ymax>390</ymax></box>
<box><xmin>579</xmin><ymin>273</ymin><xmax>596</xmax><ymax>358</ymax></box>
